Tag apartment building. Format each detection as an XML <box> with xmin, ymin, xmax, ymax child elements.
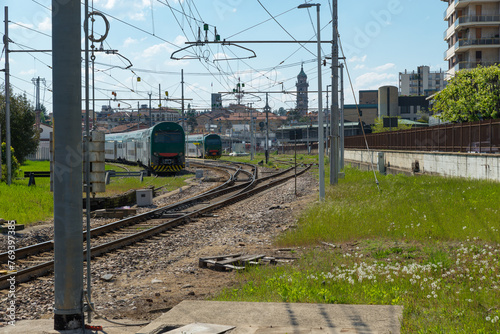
<box><xmin>399</xmin><ymin>66</ymin><xmax>446</xmax><ymax>96</ymax></box>
<box><xmin>442</xmin><ymin>0</ymin><xmax>500</xmax><ymax>76</ymax></box>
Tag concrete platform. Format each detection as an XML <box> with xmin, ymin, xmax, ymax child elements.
<box><xmin>0</xmin><ymin>301</ymin><xmax>402</xmax><ymax>334</ymax></box>
<box><xmin>140</xmin><ymin>301</ymin><xmax>402</xmax><ymax>334</ymax></box>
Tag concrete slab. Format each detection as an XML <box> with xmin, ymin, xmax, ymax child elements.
<box><xmin>0</xmin><ymin>318</ymin><xmax>145</xmax><ymax>334</ymax></box>
<box><xmin>138</xmin><ymin>301</ymin><xmax>402</xmax><ymax>334</ymax></box>
<box><xmin>164</xmin><ymin>323</ymin><xmax>234</xmax><ymax>334</ymax></box>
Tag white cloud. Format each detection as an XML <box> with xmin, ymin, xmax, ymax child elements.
<box><xmin>123</xmin><ymin>37</ymin><xmax>138</xmax><ymax>48</ymax></box>
<box><xmin>38</xmin><ymin>16</ymin><xmax>51</xmax><ymax>32</ymax></box>
<box><xmin>142</xmin><ymin>43</ymin><xmax>170</xmax><ymax>58</ymax></box>
<box><xmin>350</xmin><ymin>55</ymin><xmax>367</xmax><ymax>63</ymax></box>
<box><xmin>103</xmin><ymin>0</ymin><xmax>117</xmax><ymax>10</ymax></box>
<box><xmin>20</xmin><ymin>69</ymin><xmax>37</xmax><ymax>76</ymax></box>
<box><xmin>173</xmin><ymin>35</ymin><xmax>188</xmax><ymax>46</ymax></box>
<box><xmin>374</xmin><ymin>63</ymin><xmax>396</xmax><ymax>72</ymax></box>
<box><xmin>354</xmin><ymin>64</ymin><xmax>366</xmax><ymax>70</ymax></box>
<box><xmin>355</xmin><ymin>72</ymin><xmax>397</xmax><ymax>91</ymax></box>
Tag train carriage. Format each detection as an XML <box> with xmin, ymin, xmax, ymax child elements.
<box><xmin>186</xmin><ymin>133</ymin><xmax>222</xmax><ymax>159</ymax></box>
<box><xmin>105</xmin><ymin>122</ymin><xmax>185</xmax><ymax>173</ymax></box>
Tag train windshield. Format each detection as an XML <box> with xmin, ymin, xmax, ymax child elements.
<box><xmin>206</xmin><ymin>138</ymin><xmax>221</xmax><ymax>145</ymax></box>
<box><xmin>154</xmin><ymin>130</ymin><xmax>183</xmax><ymax>144</ymax></box>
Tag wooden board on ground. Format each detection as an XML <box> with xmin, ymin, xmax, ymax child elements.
<box><xmin>199</xmin><ymin>254</ymin><xmax>277</xmax><ymax>271</ymax></box>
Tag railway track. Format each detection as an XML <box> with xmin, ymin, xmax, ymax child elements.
<box><xmin>0</xmin><ymin>161</ymin><xmax>311</xmax><ymax>290</ymax></box>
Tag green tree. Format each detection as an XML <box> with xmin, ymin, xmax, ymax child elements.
<box><xmin>0</xmin><ymin>87</ymin><xmax>40</xmax><ymax>163</ymax></box>
<box><xmin>371</xmin><ymin>117</ymin><xmax>413</xmax><ymax>133</ymax></box>
<box><xmin>186</xmin><ymin>110</ymin><xmax>198</xmax><ymax>132</ymax></box>
<box><xmin>287</xmin><ymin>108</ymin><xmax>302</xmax><ymax>122</ymax></box>
<box><xmin>432</xmin><ymin>65</ymin><xmax>500</xmax><ymax>122</ymax></box>
<box><xmin>277</xmin><ymin>107</ymin><xmax>287</xmax><ymax>116</ymax></box>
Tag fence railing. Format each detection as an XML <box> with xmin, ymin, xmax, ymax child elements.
<box><xmin>344</xmin><ymin>119</ymin><xmax>500</xmax><ymax>154</ymax></box>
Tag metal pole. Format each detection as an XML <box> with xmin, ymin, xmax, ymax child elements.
<box><xmin>181</xmin><ymin>69</ymin><xmax>185</xmax><ymax>132</ymax></box>
<box><xmin>52</xmin><ymin>0</ymin><xmax>83</xmax><ymax>330</ymax></box>
<box><xmin>137</xmin><ymin>101</ymin><xmax>140</xmax><ymax>130</ymax></box>
<box><xmin>84</xmin><ymin>0</ymin><xmax>92</xmax><ymax>323</ymax></box>
<box><xmin>250</xmin><ymin>104</ymin><xmax>254</xmax><ymax>160</ymax></box>
<box><xmin>329</xmin><ymin>0</ymin><xmax>339</xmax><ymax>185</ymax></box>
<box><xmin>158</xmin><ymin>84</ymin><xmax>161</xmax><ymax>108</ymax></box>
<box><xmin>4</xmin><ymin>6</ymin><xmax>12</xmax><ymax>185</ymax></box>
<box><xmin>265</xmin><ymin>93</ymin><xmax>269</xmax><ymax>164</ymax></box>
<box><xmin>315</xmin><ymin>4</ymin><xmax>325</xmax><ymax>200</ymax></box>
<box><xmin>149</xmin><ymin>93</ymin><xmax>152</xmax><ymax>127</ymax></box>
<box><xmin>340</xmin><ymin>63</ymin><xmax>345</xmax><ymax>169</ymax></box>
<box><xmin>0</xmin><ymin>121</ymin><xmax>2</xmax><ymax>181</ymax></box>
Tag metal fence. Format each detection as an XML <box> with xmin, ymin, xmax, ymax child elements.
<box><xmin>344</xmin><ymin>119</ymin><xmax>500</xmax><ymax>154</ymax></box>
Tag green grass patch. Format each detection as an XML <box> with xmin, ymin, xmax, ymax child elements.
<box><xmin>214</xmin><ymin>166</ymin><xmax>500</xmax><ymax>333</ymax></box>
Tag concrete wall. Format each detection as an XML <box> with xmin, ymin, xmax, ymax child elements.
<box><xmin>345</xmin><ymin>149</ymin><xmax>500</xmax><ymax>182</ymax></box>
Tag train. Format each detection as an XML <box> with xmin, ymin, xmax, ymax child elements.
<box><xmin>105</xmin><ymin>122</ymin><xmax>185</xmax><ymax>173</ymax></box>
<box><xmin>186</xmin><ymin>134</ymin><xmax>222</xmax><ymax>159</ymax></box>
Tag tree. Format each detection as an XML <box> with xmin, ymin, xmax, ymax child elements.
<box><xmin>432</xmin><ymin>65</ymin><xmax>500</xmax><ymax>122</ymax></box>
<box><xmin>277</xmin><ymin>107</ymin><xmax>287</xmax><ymax>116</ymax></box>
<box><xmin>287</xmin><ymin>108</ymin><xmax>302</xmax><ymax>122</ymax></box>
<box><xmin>186</xmin><ymin>110</ymin><xmax>198</xmax><ymax>132</ymax></box>
<box><xmin>371</xmin><ymin>117</ymin><xmax>413</xmax><ymax>133</ymax></box>
<box><xmin>0</xmin><ymin>87</ymin><xmax>39</xmax><ymax>163</ymax></box>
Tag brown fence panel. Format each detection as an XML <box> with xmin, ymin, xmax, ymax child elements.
<box><xmin>345</xmin><ymin>119</ymin><xmax>500</xmax><ymax>153</ymax></box>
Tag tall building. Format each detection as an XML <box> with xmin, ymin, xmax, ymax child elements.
<box><xmin>296</xmin><ymin>65</ymin><xmax>309</xmax><ymax>115</ymax></box>
<box><xmin>399</xmin><ymin>66</ymin><xmax>446</xmax><ymax>96</ymax></box>
<box><xmin>442</xmin><ymin>0</ymin><xmax>500</xmax><ymax>77</ymax></box>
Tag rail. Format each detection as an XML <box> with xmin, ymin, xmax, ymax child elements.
<box><xmin>0</xmin><ymin>162</ymin><xmax>310</xmax><ymax>289</ymax></box>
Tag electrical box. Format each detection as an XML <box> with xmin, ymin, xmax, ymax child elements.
<box><xmin>83</xmin><ymin>130</ymin><xmax>106</xmax><ymax>193</ymax></box>
<box><xmin>136</xmin><ymin>189</ymin><xmax>153</xmax><ymax>206</ymax></box>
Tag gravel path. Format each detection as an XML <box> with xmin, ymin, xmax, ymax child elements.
<box><xmin>0</xmin><ymin>168</ymin><xmax>317</xmax><ymax>326</ymax></box>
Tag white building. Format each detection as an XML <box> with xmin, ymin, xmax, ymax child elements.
<box><xmin>442</xmin><ymin>0</ymin><xmax>500</xmax><ymax>77</ymax></box>
<box><xmin>399</xmin><ymin>66</ymin><xmax>446</xmax><ymax>96</ymax></box>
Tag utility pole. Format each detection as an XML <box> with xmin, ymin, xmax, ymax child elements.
<box><xmin>52</xmin><ymin>0</ymin><xmax>84</xmax><ymax>329</ymax></box>
<box><xmin>340</xmin><ymin>63</ymin><xmax>345</xmax><ymax>169</ymax></box>
<box><xmin>181</xmin><ymin>69</ymin><xmax>185</xmax><ymax>132</ymax></box>
<box><xmin>4</xmin><ymin>6</ymin><xmax>12</xmax><ymax>185</ymax></box>
<box><xmin>32</xmin><ymin>76</ymin><xmax>45</xmax><ymax>130</ymax></box>
<box><xmin>149</xmin><ymin>93</ymin><xmax>152</xmax><ymax>127</ymax></box>
<box><xmin>330</xmin><ymin>0</ymin><xmax>340</xmax><ymax>185</ymax></box>
<box><xmin>137</xmin><ymin>101</ymin><xmax>140</xmax><ymax>130</ymax></box>
<box><xmin>265</xmin><ymin>93</ymin><xmax>270</xmax><ymax>164</ymax></box>
<box><xmin>249</xmin><ymin>103</ymin><xmax>254</xmax><ymax>160</ymax></box>
<box><xmin>158</xmin><ymin>84</ymin><xmax>161</xmax><ymax>108</ymax></box>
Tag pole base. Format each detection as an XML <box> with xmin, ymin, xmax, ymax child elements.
<box><xmin>54</xmin><ymin>313</ymin><xmax>83</xmax><ymax>330</ymax></box>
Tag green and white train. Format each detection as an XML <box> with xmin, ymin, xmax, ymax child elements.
<box><xmin>186</xmin><ymin>133</ymin><xmax>222</xmax><ymax>159</ymax></box>
<box><xmin>105</xmin><ymin>122</ymin><xmax>185</xmax><ymax>173</ymax></box>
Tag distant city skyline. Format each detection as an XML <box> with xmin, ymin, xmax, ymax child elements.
<box><xmin>2</xmin><ymin>0</ymin><xmax>448</xmax><ymax>114</ymax></box>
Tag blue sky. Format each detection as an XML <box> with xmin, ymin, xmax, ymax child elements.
<box><xmin>1</xmin><ymin>0</ymin><xmax>448</xmax><ymax>114</ymax></box>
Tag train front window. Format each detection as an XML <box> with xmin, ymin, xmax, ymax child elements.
<box><xmin>154</xmin><ymin>131</ymin><xmax>183</xmax><ymax>144</ymax></box>
<box><xmin>205</xmin><ymin>138</ymin><xmax>220</xmax><ymax>146</ymax></box>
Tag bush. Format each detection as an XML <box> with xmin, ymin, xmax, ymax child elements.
<box><xmin>1</xmin><ymin>143</ymin><xmax>21</xmax><ymax>182</ymax></box>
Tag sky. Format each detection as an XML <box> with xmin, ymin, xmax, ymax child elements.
<box><xmin>1</xmin><ymin>0</ymin><xmax>449</xmax><ymax>115</ymax></box>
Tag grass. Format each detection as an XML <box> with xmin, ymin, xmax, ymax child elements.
<box><xmin>223</xmin><ymin>151</ymin><xmax>319</xmax><ymax>170</ymax></box>
<box><xmin>214</xmin><ymin>165</ymin><xmax>500</xmax><ymax>333</ymax></box>
<box><xmin>0</xmin><ymin>161</ymin><xmax>191</xmax><ymax>225</ymax></box>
